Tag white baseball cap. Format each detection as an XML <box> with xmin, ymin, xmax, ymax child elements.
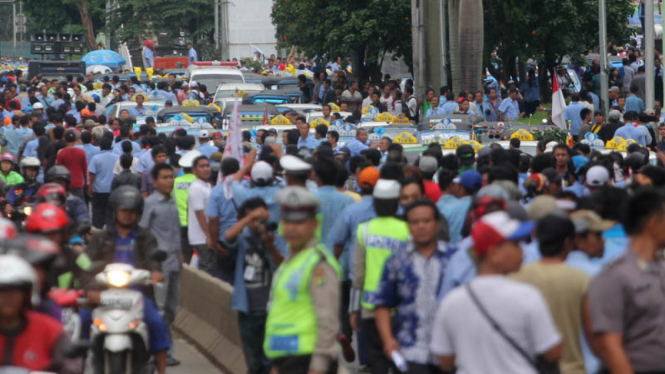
<box><xmin>190</xmin><ymin>81</ymin><xmax>198</xmax><ymax>88</ymax></box>
<box><xmin>251</xmin><ymin>161</ymin><xmax>273</xmax><ymax>184</ymax></box>
<box><xmin>586</xmin><ymin>166</ymin><xmax>610</xmax><ymax>187</ymax></box>
<box><xmin>198</xmin><ymin>130</ymin><xmax>209</xmax><ymax>138</ymax></box>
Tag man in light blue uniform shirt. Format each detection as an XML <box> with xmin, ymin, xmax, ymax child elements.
<box><xmin>89</xmin><ymin>137</ymin><xmax>120</xmax><ymax>228</ymax></box>
<box><xmin>564</xmin><ymin>92</ymin><xmax>585</xmax><ymax>139</ymax></box>
<box><xmin>614</xmin><ymin>111</ymin><xmax>649</xmax><ymax>146</ymax></box>
<box><xmin>3</xmin><ymin>116</ymin><xmax>32</xmax><ymax>156</ymax></box>
<box><xmin>143</xmin><ymin>40</ymin><xmax>155</xmax><ymax>68</ymax></box>
<box><xmin>439</xmin><ymin>95</ymin><xmax>458</xmax><ymax>115</ymax></box>
<box><xmin>329</xmin><ymin>167</ymin><xmax>378</xmax><ymax>281</ymax></box>
<box><xmin>113</xmin><ymin>126</ymin><xmax>142</xmax><ymax>156</ymax></box>
<box><xmin>231</xmin><ymin>158</ymin><xmax>284</xmax><ymax>225</ymax></box>
<box><xmin>196</xmin><ymin>130</ymin><xmax>218</xmax><ymax>159</ymax></box>
<box><xmin>21</xmin><ymin>88</ymin><xmax>36</xmax><ymax>110</ymax></box>
<box><xmin>75</xmin><ymin>131</ymin><xmax>100</xmax><ymax>163</ymax></box>
<box><xmin>311</xmin><ymin>158</ymin><xmax>355</xmax><ymax>251</ymax></box>
<box><xmin>187</xmin><ymin>42</ymin><xmax>198</xmax><ymax>65</ymax></box>
<box><xmin>347</xmin><ymin>128</ymin><xmax>372</xmax><ymax>156</ymax></box>
<box><xmin>498</xmin><ymin>88</ymin><xmax>521</xmax><ymax>120</ymax></box>
<box><xmin>624</xmin><ymin>85</ymin><xmax>645</xmax><ymax>113</ymax></box>
<box><xmin>36</xmin><ymin>86</ymin><xmax>53</xmax><ymax>108</ymax></box>
<box><xmin>295</xmin><ymin>117</ymin><xmax>318</xmax><ymax>149</ymax></box>
<box><xmin>436</xmin><ymin>171</ymin><xmax>482</xmax><ymax>245</ymax></box>
<box><xmin>566</xmin><ymin>210</ymin><xmax>627</xmax><ymax>374</ymax></box>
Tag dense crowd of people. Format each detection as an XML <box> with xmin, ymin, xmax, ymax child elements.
<box><xmin>0</xmin><ymin>41</ymin><xmax>664</xmax><ymax>374</ymax></box>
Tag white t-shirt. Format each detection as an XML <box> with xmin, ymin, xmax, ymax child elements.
<box><xmin>113</xmin><ymin>157</ymin><xmax>139</xmax><ymax>175</ymax></box>
<box><xmin>187</xmin><ymin>178</ymin><xmax>212</xmax><ymax>245</ymax></box>
<box><xmin>430</xmin><ymin>275</ymin><xmax>561</xmax><ymax>374</ymax></box>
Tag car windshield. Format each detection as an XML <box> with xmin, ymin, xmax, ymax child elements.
<box><xmin>193</xmin><ymin>74</ymin><xmax>243</xmax><ymax>90</ymax></box>
<box><xmin>252</xmin><ymin>97</ymin><xmax>290</xmax><ymax>104</ymax></box>
<box><xmin>215</xmin><ymin>90</ymin><xmax>244</xmax><ymax>99</ymax></box>
<box><xmin>163</xmin><ymin>113</ymin><xmax>212</xmax><ymax>123</ymax></box>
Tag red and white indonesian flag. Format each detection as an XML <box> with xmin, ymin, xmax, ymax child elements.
<box><xmin>222</xmin><ymin>97</ymin><xmax>244</xmax><ymax>172</ymax></box>
<box><xmin>552</xmin><ymin>72</ymin><xmax>567</xmax><ymax>130</ymax></box>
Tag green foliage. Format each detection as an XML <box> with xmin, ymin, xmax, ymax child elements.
<box><xmin>271</xmin><ymin>0</ymin><xmax>412</xmax><ymax>78</ymax></box>
<box><xmin>483</xmin><ymin>0</ymin><xmax>634</xmax><ymax>67</ymax></box>
<box><xmin>24</xmin><ymin>0</ymin><xmax>105</xmax><ymax>33</ymax></box>
<box><xmin>109</xmin><ymin>0</ymin><xmax>215</xmax><ymax>44</ymax></box>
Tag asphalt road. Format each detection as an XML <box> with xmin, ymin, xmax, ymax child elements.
<box><xmin>168</xmin><ymin>337</ymin><xmax>223</xmax><ymax>374</ymax></box>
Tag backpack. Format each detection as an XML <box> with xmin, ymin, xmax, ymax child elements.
<box><xmin>405</xmin><ymin>96</ymin><xmax>418</xmax><ymax>122</ymax></box>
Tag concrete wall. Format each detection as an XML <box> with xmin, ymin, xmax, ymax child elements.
<box><xmin>226</xmin><ymin>0</ymin><xmax>278</xmax><ymax>60</ymax></box>
<box><xmin>173</xmin><ymin>265</ymin><xmax>247</xmax><ymax>374</ymax></box>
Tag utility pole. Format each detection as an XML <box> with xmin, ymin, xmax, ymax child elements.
<box><xmin>12</xmin><ymin>1</ymin><xmax>16</xmax><ymax>58</ymax></box>
<box><xmin>599</xmin><ymin>0</ymin><xmax>608</xmax><ymax>117</ymax></box>
<box><xmin>439</xmin><ymin>0</ymin><xmax>447</xmax><ymax>87</ymax></box>
<box><xmin>214</xmin><ymin>0</ymin><xmax>219</xmax><ymax>51</ymax></box>
<box><xmin>646</xmin><ymin>0</ymin><xmax>655</xmax><ymax>109</ymax></box>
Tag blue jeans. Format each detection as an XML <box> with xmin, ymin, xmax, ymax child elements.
<box><xmin>80</xmin><ymin>295</ymin><xmax>171</xmax><ymax>353</ymax></box>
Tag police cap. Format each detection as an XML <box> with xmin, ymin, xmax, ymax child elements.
<box><xmin>276</xmin><ymin>186</ymin><xmax>320</xmax><ymax>222</ymax></box>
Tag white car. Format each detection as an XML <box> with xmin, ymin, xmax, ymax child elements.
<box><xmin>276</xmin><ymin>104</ymin><xmax>323</xmax><ymax>114</ymax></box>
<box><xmin>187</xmin><ymin>63</ymin><xmax>245</xmax><ymax>91</ymax></box>
<box><xmin>213</xmin><ymin>83</ymin><xmax>266</xmax><ymax>111</ymax></box>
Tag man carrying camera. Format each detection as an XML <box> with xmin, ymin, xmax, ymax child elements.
<box><xmin>223</xmin><ymin>197</ymin><xmax>283</xmax><ymax>374</ymax></box>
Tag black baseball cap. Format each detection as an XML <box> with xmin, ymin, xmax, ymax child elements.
<box><xmin>456</xmin><ymin>144</ymin><xmax>475</xmax><ymax>165</ymax></box>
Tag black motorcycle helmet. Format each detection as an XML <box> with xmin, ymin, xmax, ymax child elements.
<box><xmin>45</xmin><ymin>166</ymin><xmax>72</xmax><ymax>188</ymax></box>
<box><xmin>109</xmin><ymin>185</ymin><xmax>144</xmax><ymax>214</ymax></box>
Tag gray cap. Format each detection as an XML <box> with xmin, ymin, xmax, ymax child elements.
<box><xmin>276</xmin><ymin>186</ymin><xmax>320</xmax><ymax>222</ymax></box>
<box><xmin>608</xmin><ymin>110</ymin><xmax>622</xmax><ymax>121</ymax></box>
<box><xmin>419</xmin><ymin>156</ymin><xmax>438</xmax><ymax>173</ymax></box>
<box><xmin>280</xmin><ymin>155</ymin><xmax>312</xmax><ymax>174</ymax></box>
<box><xmin>609</xmin><ymin>86</ymin><xmax>620</xmax><ymax>93</ymax></box>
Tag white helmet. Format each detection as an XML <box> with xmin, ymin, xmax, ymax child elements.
<box><xmin>0</xmin><ymin>254</ymin><xmax>39</xmax><ymax>306</ymax></box>
<box><xmin>20</xmin><ymin>156</ymin><xmax>40</xmax><ymax>169</ymax></box>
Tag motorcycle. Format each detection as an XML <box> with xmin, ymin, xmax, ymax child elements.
<box><xmin>89</xmin><ymin>263</ymin><xmax>153</xmax><ymax>374</ymax></box>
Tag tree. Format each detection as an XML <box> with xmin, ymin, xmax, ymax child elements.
<box><xmin>271</xmin><ymin>0</ymin><xmax>412</xmax><ymax>82</ymax></box>
<box><xmin>24</xmin><ymin>0</ymin><xmax>104</xmax><ymax>50</ymax></box>
<box><xmin>482</xmin><ymin>0</ymin><xmax>633</xmax><ymax>102</ymax></box>
<box><xmin>108</xmin><ymin>0</ymin><xmax>215</xmax><ymax>51</ymax></box>
<box><xmin>449</xmin><ymin>0</ymin><xmax>484</xmax><ymax>94</ymax></box>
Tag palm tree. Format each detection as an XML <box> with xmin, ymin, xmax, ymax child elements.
<box><xmin>448</xmin><ymin>0</ymin><xmax>461</xmax><ymax>93</ymax></box>
<box><xmin>449</xmin><ymin>0</ymin><xmax>483</xmax><ymax>94</ymax></box>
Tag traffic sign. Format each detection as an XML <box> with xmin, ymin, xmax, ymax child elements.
<box><xmin>16</xmin><ymin>25</ymin><xmax>26</xmax><ymax>33</ymax></box>
<box><xmin>15</xmin><ymin>13</ymin><xmax>26</xmax><ymax>27</ymax></box>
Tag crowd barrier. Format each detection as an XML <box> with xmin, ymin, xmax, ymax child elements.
<box><xmin>173</xmin><ymin>264</ymin><xmax>247</xmax><ymax>374</ymax></box>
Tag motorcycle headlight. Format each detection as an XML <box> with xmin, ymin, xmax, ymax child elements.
<box><xmin>106</xmin><ymin>270</ymin><xmax>131</xmax><ymax>288</ymax></box>
<box><xmin>22</xmin><ymin>205</ymin><xmax>31</xmax><ymax>216</ymax></box>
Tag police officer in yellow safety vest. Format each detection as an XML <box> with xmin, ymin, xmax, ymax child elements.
<box><xmin>174</xmin><ymin>150</ymin><xmax>200</xmax><ymax>265</ymax></box>
<box><xmin>351</xmin><ymin>179</ymin><xmax>409</xmax><ymax>374</ymax></box>
<box><xmin>264</xmin><ymin>186</ymin><xmax>341</xmax><ymax>374</ymax></box>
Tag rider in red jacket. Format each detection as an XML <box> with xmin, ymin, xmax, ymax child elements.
<box><xmin>0</xmin><ymin>253</ymin><xmax>80</xmax><ymax>373</ymax></box>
